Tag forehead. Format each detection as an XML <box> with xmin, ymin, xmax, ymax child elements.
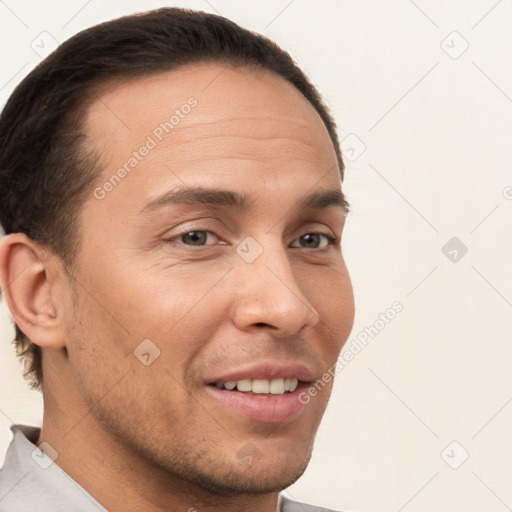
<box><xmin>82</xmin><ymin>62</ymin><xmax>341</xmax><ymax>217</ymax></box>
<box><xmin>86</xmin><ymin>60</ymin><xmax>324</xmax><ymax>125</ymax></box>
<box><xmin>85</xmin><ymin>61</ymin><xmax>336</xmax><ymax>160</ymax></box>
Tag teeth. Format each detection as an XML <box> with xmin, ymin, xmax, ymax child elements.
<box><xmin>252</xmin><ymin>379</ymin><xmax>270</xmax><ymax>393</ymax></box>
<box><xmin>236</xmin><ymin>379</ymin><xmax>252</xmax><ymax>392</ymax></box>
<box><xmin>269</xmin><ymin>378</ymin><xmax>285</xmax><ymax>394</ymax></box>
<box><xmin>215</xmin><ymin>378</ymin><xmax>300</xmax><ymax>394</ymax></box>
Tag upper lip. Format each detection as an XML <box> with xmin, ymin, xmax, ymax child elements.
<box><xmin>205</xmin><ymin>361</ymin><xmax>314</xmax><ymax>385</ymax></box>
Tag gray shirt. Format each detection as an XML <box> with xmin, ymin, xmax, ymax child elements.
<box><xmin>0</xmin><ymin>424</ymin><xmax>340</xmax><ymax>512</ymax></box>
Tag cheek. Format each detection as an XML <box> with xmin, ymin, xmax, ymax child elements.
<box><xmin>64</xmin><ymin>285</ymin><xmax>192</xmax><ymax>429</ymax></box>
<box><xmin>65</xmin><ymin>260</ymin><xmax>231</xmax><ymax>393</ymax></box>
<box><xmin>304</xmin><ymin>272</ymin><xmax>354</xmax><ymax>409</ymax></box>
<box><xmin>64</xmin><ymin>286</ymin><xmax>133</xmax><ymax>404</ymax></box>
<box><xmin>333</xmin><ymin>277</ymin><xmax>355</xmax><ymax>338</ymax></box>
<box><xmin>307</xmin><ymin>269</ymin><xmax>355</xmax><ymax>374</ymax></box>
<box><xmin>83</xmin><ymin>252</ymin><xmax>231</xmax><ymax>340</ymax></box>
<box><xmin>309</xmin><ymin>263</ymin><xmax>354</xmax><ymax>330</ymax></box>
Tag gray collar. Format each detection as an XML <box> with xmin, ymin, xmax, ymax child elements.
<box><xmin>0</xmin><ymin>424</ymin><xmax>106</xmax><ymax>511</ymax></box>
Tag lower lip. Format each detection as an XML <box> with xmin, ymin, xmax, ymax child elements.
<box><xmin>204</xmin><ymin>383</ymin><xmax>309</xmax><ymax>423</ymax></box>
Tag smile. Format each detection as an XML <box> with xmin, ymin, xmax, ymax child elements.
<box><xmin>210</xmin><ymin>377</ymin><xmax>299</xmax><ymax>394</ymax></box>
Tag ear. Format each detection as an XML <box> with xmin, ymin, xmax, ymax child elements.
<box><xmin>0</xmin><ymin>233</ymin><xmax>66</xmax><ymax>349</ymax></box>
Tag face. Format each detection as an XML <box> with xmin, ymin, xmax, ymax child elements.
<box><xmin>63</xmin><ymin>62</ymin><xmax>354</xmax><ymax>495</ymax></box>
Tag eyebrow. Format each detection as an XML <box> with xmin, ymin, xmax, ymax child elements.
<box><xmin>139</xmin><ymin>186</ymin><xmax>350</xmax><ymax>215</ymax></box>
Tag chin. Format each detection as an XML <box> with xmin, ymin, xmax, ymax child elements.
<box><xmin>171</xmin><ymin>440</ymin><xmax>315</xmax><ymax>497</ymax></box>
<box><xmin>188</xmin><ymin>455</ymin><xmax>312</xmax><ymax>496</ymax></box>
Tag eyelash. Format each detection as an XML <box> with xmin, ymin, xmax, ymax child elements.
<box><xmin>165</xmin><ymin>230</ymin><xmax>338</xmax><ymax>250</ymax></box>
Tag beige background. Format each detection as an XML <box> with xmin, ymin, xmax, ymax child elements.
<box><xmin>1</xmin><ymin>1</ymin><xmax>512</xmax><ymax>510</ymax></box>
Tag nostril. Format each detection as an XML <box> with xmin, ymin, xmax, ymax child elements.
<box><xmin>254</xmin><ymin>322</ymin><xmax>271</xmax><ymax>328</ymax></box>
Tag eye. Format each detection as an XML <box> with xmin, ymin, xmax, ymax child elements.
<box><xmin>168</xmin><ymin>230</ymin><xmax>221</xmax><ymax>246</ymax></box>
<box><xmin>290</xmin><ymin>233</ymin><xmax>337</xmax><ymax>249</ymax></box>
<box><xmin>165</xmin><ymin>230</ymin><xmax>337</xmax><ymax>250</ymax></box>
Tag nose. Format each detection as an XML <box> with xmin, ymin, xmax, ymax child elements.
<box><xmin>230</xmin><ymin>239</ymin><xmax>320</xmax><ymax>336</ymax></box>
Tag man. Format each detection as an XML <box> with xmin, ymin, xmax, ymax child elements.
<box><xmin>0</xmin><ymin>7</ymin><xmax>354</xmax><ymax>512</ymax></box>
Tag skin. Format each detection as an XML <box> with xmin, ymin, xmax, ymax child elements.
<box><xmin>0</xmin><ymin>62</ymin><xmax>354</xmax><ymax>512</ymax></box>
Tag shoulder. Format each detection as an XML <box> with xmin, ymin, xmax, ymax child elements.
<box><xmin>0</xmin><ymin>424</ymin><xmax>107</xmax><ymax>512</ymax></box>
<box><xmin>280</xmin><ymin>495</ymin><xmax>349</xmax><ymax>512</ymax></box>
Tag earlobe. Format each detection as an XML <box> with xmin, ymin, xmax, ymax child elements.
<box><xmin>0</xmin><ymin>233</ymin><xmax>66</xmax><ymax>349</ymax></box>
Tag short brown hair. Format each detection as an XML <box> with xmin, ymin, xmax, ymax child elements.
<box><xmin>0</xmin><ymin>7</ymin><xmax>346</xmax><ymax>391</ymax></box>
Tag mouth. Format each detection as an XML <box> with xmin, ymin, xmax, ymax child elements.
<box><xmin>207</xmin><ymin>377</ymin><xmax>299</xmax><ymax>394</ymax></box>
<box><xmin>204</xmin><ymin>363</ymin><xmax>314</xmax><ymax>423</ymax></box>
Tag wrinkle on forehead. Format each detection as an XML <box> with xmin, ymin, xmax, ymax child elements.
<box><xmin>85</xmin><ymin>62</ymin><xmax>328</xmax><ymax>133</ymax></box>
<box><xmin>82</xmin><ymin>62</ymin><xmax>338</xmax><ymax>182</ymax></box>
<box><xmin>159</xmin><ymin>116</ymin><xmax>330</xmax><ymax>166</ymax></box>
